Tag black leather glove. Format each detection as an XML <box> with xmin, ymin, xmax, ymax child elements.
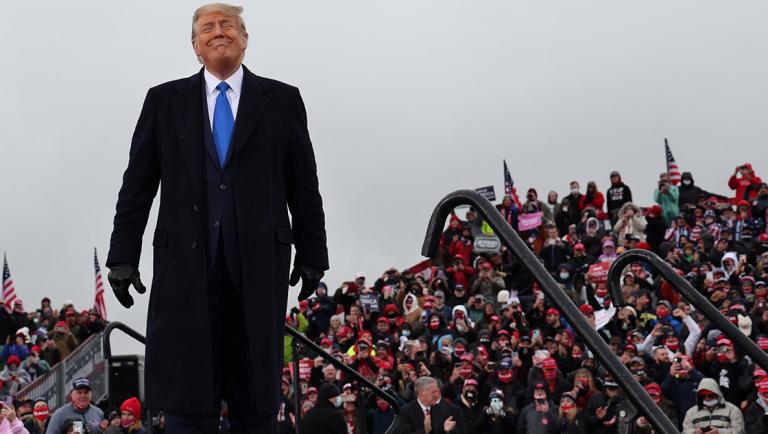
<box><xmin>108</xmin><ymin>264</ymin><xmax>147</xmax><ymax>308</ymax></box>
<box><xmin>289</xmin><ymin>265</ymin><xmax>324</xmax><ymax>301</ymax></box>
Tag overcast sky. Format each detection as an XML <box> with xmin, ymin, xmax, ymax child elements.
<box><xmin>1</xmin><ymin>1</ymin><xmax>766</xmax><ymax>354</ymax></box>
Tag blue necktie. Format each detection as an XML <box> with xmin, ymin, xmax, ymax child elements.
<box><xmin>212</xmin><ymin>82</ymin><xmax>234</xmax><ymax>166</ymax></box>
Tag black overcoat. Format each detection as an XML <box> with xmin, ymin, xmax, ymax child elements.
<box><xmin>107</xmin><ymin>66</ymin><xmax>328</xmax><ymax>415</ymax></box>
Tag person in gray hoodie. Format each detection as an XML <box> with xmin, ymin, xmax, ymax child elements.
<box><xmin>681</xmin><ymin>377</ymin><xmax>744</xmax><ymax>434</ymax></box>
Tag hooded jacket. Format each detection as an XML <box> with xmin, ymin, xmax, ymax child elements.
<box><xmin>612</xmin><ymin>202</ymin><xmax>647</xmax><ymax>246</ymax></box>
<box><xmin>607</xmin><ymin>177</ymin><xmax>633</xmax><ymax>218</ymax></box>
<box><xmin>681</xmin><ymin>378</ymin><xmax>744</xmax><ymax>434</ymax></box>
<box><xmin>728</xmin><ymin>163</ymin><xmax>762</xmax><ymax>203</ymax></box>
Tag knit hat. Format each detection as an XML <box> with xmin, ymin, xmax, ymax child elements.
<box><xmin>579</xmin><ymin>304</ymin><xmax>594</xmax><ymax>315</ymax></box>
<box><xmin>489</xmin><ymin>389</ymin><xmax>504</xmax><ymax>400</ymax></box>
<box><xmin>318</xmin><ymin>383</ymin><xmax>341</xmax><ymax>401</ymax></box>
<box><xmin>6</xmin><ymin>355</ymin><xmax>20</xmax><ymax>367</ymax></box>
<box><xmin>120</xmin><ymin>397</ymin><xmax>141</xmax><ymax>419</ymax></box>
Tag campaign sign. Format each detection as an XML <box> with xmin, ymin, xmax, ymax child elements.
<box><xmin>475</xmin><ymin>185</ymin><xmax>496</xmax><ymax>202</ymax></box>
<box><xmin>474</xmin><ymin>235</ymin><xmax>501</xmax><ymax>253</ymax></box>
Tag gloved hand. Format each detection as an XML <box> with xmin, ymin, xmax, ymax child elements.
<box><xmin>108</xmin><ymin>264</ymin><xmax>147</xmax><ymax>308</ymax></box>
<box><xmin>289</xmin><ymin>265</ymin><xmax>324</xmax><ymax>301</ymax></box>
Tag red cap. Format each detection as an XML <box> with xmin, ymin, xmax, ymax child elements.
<box><xmin>460</xmin><ymin>354</ymin><xmax>474</xmax><ymax>363</ymax></box>
<box><xmin>481</xmin><ymin>262</ymin><xmax>493</xmax><ymax>271</ymax></box>
<box><xmin>574</xmin><ymin>243</ymin><xmax>585</xmax><ymax>252</ymax></box>
<box><xmin>759</xmin><ymin>380</ymin><xmax>768</xmax><ymax>394</ymax></box>
<box><xmin>546</xmin><ymin>308</ymin><xmax>560</xmax><ymax>316</ymax></box>
<box><xmin>542</xmin><ymin>358</ymin><xmax>558</xmax><ymax>371</ymax></box>
<box><xmin>650</xmin><ymin>205</ymin><xmax>663</xmax><ymax>215</ymax></box>
<box><xmin>307</xmin><ymin>387</ymin><xmax>318</xmax><ymax>394</ymax></box>
<box><xmin>320</xmin><ymin>337</ymin><xmax>332</xmax><ymax>347</ymax></box>
<box><xmin>377</xmin><ymin>317</ymin><xmax>389</xmax><ymax>324</ymax></box>
<box><xmin>716</xmin><ymin>336</ymin><xmax>734</xmax><ymax>348</ymax></box>
<box><xmin>497</xmin><ymin>329</ymin><xmax>510</xmax><ymax>337</ymax></box>
<box><xmin>644</xmin><ymin>382</ymin><xmax>661</xmax><ymax>396</ymax></box>
<box><xmin>423</xmin><ymin>301</ymin><xmax>434</xmax><ymax>309</ymax></box>
<box><xmin>490</xmin><ymin>315</ymin><xmax>500</xmax><ymax>322</ymax></box>
<box><xmin>7</xmin><ymin>355</ymin><xmax>20</xmax><ymax>366</ymax></box>
<box><xmin>299</xmin><ymin>300</ymin><xmax>309</xmax><ymax>310</ymax></box>
<box><xmin>758</xmin><ymin>337</ymin><xmax>768</xmax><ymax>351</ymax></box>
<box><xmin>463</xmin><ymin>379</ymin><xmax>478</xmax><ymax>387</ymax></box>
<box><xmin>624</xmin><ymin>344</ymin><xmax>637</xmax><ymax>352</ymax></box>
<box><xmin>30</xmin><ymin>345</ymin><xmax>41</xmax><ymax>354</ymax></box>
<box><xmin>579</xmin><ymin>304</ymin><xmax>594</xmax><ymax>315</ymax></box>
<box><xmin>754</xmin><ymin>366</ymin><xmax>767</xmax><ymax>378</ymax></box>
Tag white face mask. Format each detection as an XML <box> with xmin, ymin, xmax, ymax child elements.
<box><xmin>559</xmin><ymin>272</ymin><xmax>570</xmax><ymax>280</ymax></box>
<box><xmin>402</xmin><ymin>330</ymin><xmax>411</xmax><ymax>337</ymax></box>
<box><xmin>703</xmin><ymin>398</ymin><xmax>718</xmax><ymax>407</ymax></box>
<box><xmin>571</xmin><ymin>188</ymin><xmax>580</xmax><ymax>195</ymax></box>
<box><xmin>335</xmin><ymin>396</ymin><xmax>344</xmax><ymax>407</ymax></box>
<box><xmin>490</xmin><ymin>398</ymin><xmax>503</xmax><ymax>412</ymax></box>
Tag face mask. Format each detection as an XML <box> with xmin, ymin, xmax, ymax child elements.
<box><xmin>490</xmin><ymin>398</ymin><xmax>503</xmax><ymax>412</ymax></box>
<box><xmin>33</xmin><ymin>405</ymin><xmax>49</xmax><ymax>422</ymax></box>
<box><xmin>559</xmin><ymin>272</ymin><xmax>570</xmax><ymax>280</ymax></box>
<box><xmin>464</xmin><ymin>390</ymin><xmax>477</xmax><ymax>402</ymax></box>
<box><xmin>335</xmin><ymin>396</ymin><xmax>344</xmax><ymax>408</ymax></box>
<box><xmin>429</xmin><ymin>321</ymin><xmax>440</xmax><ymax>331</ymax></box>
<box><xmin>657</xmin><ymin>308</ymin><xmax>669</xmax><ymax>319</ymax></box>
<box><xmin>682</xmin><ymin>180</ymin><xmax>692</xmax><ymax>186</ymax></box>
<box><xmin>459</xmin><ymin>367</ymin><xmax>472</xmax><ymax>379</ymax></box>
<box><xmin>544</xmin><ymin>370</ymin><xmax>557</xmax><ymax>382</ymax></box>
<box><xmin>596</xmin><ymin>287</ymin><xmax>608</xmax><ymax>297</ymax></box>
<box><xmin>666</xmin><ymin>342</ymin><xmax>679</xmax><ymax>351</ymax></box>
<box><xmin>402</xmin><ymin>330</ymin><xmax>411</xmax><ymax>337</ymax></box>
<box><xmin>498</xmin><ymin>370</ymin><xmax>513</xmax><ymax>383</ymax></box>
<box><xmin>703</xmin><ymin>398</ymin><xmax>718</xmax><ymax>407</ymax></box>
<box><xmin>560</xmin><ymin>403</ymin><xmax>575</xmax><ymax>412</ymax></box>
<box><xmin>377</xmin><ymin>401</ymin><xmax>390</xmax><ymax>412</ymax></box>
<box><xmin>571</xmin><ymin>188</ymin><xmax>580</xmax><ymax>195</ymax></box>
<box><xmin>717</xmin><ymin>353</ymin><xmax>730</xmax><ymax>363</ymax></box>
<box><xmin>454</xmin><ymin>346</ymin><xmax>465</xmax><ymax>356</ymax></box>
<box><xmin>631</xmin><ymin>369</ymin><xmax>645</xmax><ymax>377</ymax></box>
<box><xmin>121</xmin><ymin>417</ymin><xmax>135</xmax><ymax>429</ymax></box>
<box><xmin>572</xmin><ymin>350</ymin><xmax>583</xmax><ymax>359</ymax></box>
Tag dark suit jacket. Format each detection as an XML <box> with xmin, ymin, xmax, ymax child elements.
<box><xmin>395</xmin><ymin>400</ymin><xmax>467</xmax><ymax>434</ymax></box>
<box><xmin>107</xmin><ymin>65</ymin><xmax>328</xmax><ymax>415</ymax></box>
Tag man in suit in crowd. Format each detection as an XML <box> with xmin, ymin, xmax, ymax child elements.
<box><xmin>106</xmin><ymin>3</ymin><xmax>328</xmax><ymax>433</ymax></box>
<box><xmin>396</xmin><ymin>377</ymin><xmax>467</xmax><ymax>434</ymax></box>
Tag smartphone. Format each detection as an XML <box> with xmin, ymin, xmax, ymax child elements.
<box><xmin>2</xmin><ymin>396</ymin><xmax>12</xmax><ymax>409</ymax></box>
<box><xmin>73</xmin><ymin>421</ymin><xmax>84</xmax><ymax>434</ymax></box>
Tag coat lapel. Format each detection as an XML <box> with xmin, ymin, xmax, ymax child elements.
<box><xmin>230</xmin><ymin>65</ymin><xmax>267</xmax><ymax>161</ymax></box>
<box><xmin>171</xmin><ymin>70</ymin><xmax>205</xmax><ymax>200</ymax></box>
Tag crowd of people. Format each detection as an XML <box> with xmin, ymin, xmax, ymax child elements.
<box><xmin>282</xmin><ymin>163</ymin><xmax>768</xmax><ymax>434</ymax></box>
<box><xmin>0</xmin><ymin>297</ymin><xmax>152</xmax><ymax>433</ymax></box>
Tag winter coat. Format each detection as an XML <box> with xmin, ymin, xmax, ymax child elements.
<box><xmin>612</xmin><ymin>203</ymin><xmax>647</xmax><ymax>246</ymax></box>
<box><xmin>681</xmin><ymin>377</ymin><xmax>744</xmax><ymax>433</ymax></box>
<box><xmin>729</xmin><ymin>165</ymin><xmax>762</xmax><ymax>202</ymax></box>
<box><xmin>579</xmin><ymin>191</ymin><xmax>605</xmax><ymax>212</ymax></box>
<box><xmin>633</xmin><ymin>398</ymin><xmax>679</xmax><ymax>434</ymax></box>
<box><xmin>0</xmin><ymin>418</ymin><xmax>29</xmax><ymax>434</ymax></box>
<box><xmin>661</xmin><ymin>369</ymin><xmax>704</xmax><ymax>420</ymax></box>
<box><xmin>607</xmin><ymin>182</ymin><xmax>633</xmax><ymax>219</ymax></box>
<box><xmin>301</xmin><ymin>400</ymin><xmax>347</xmax><ymax>434</ymax></box>
<box><xmin>743</xmin><ymin>396</ymin><xmax>768</xmax><ymax>433</ymax></box>
<box><xmin>654</xmin><ymin>186</ymin><xmax>680</xmax><ymax>226</ymax></box>
<box><xmin>515</xmin><ymin>401</ymin><xmax>559</xmax><ymax>434</ymax></box>
<box><xmin>1</xmin><ymin>344</ymin><xmax>30</xmax><ymax>363</ymax></box>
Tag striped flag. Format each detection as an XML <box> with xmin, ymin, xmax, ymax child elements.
<box><xmin>2</xmin><ymin>254</ymin><xmax>17</xmax><ymax>314</ymax></box>
<box><xmin>665</xmin><ymin>139</ymin><xmax>681</xmax><ymax>186</ymax></box>
<box><xmin>503</xmin><ymin>160</ymin><xmax>522</xmax><ymax>208</ymax></box>
<box><xmin>93</xmin><ymin>248</ymin><xmax>107</xmax><ymax>320</ymax></box>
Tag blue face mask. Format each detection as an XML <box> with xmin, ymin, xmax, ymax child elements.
<box><xmin>335</xmin><ymin>396</ymin><xmax>343</xmax><ymax>408</ymax></box>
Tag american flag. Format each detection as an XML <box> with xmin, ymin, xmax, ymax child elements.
<box><xmin>2</xmin><ymin>254</ymin><xmax>17</xmax><ymax>314</ymax></box>
<box><xmin>503</xmin><ymin>160</ymin><xmax>522</xmax><ymax>208</ymax></box>
<box><xmin>665</xmin><ymin>139</ymin><xmax>681</xmax><ymax>186</ymax></box>
<box><xmin>93</xmin><ymin>248</ymin><xmax>107</xmax><ymax>320</ymax></box>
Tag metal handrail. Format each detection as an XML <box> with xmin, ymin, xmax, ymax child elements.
<box><xmin>102</xmin><ymin>321</ymin><xmax>147</xmax><ymax>360</ymax></box>
<box><xmin>285</xmin><ymin>325</ymin><xmax>400</xmax><ymax>434</ymax></box>
<box><xmin>422</xmin><ymin>189</ymin><xmax>680</xmax><ymax>434</ymax></box>
<box><xmin>607</xmin><ymin>249</ymin><xmax>768</xmax><ymax>372</ymax></box>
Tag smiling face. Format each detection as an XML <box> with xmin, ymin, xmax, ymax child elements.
<box><xmin>192</xmin><ymin>11</ymin><xmax>248</xmax><ymax>72</ymax></box>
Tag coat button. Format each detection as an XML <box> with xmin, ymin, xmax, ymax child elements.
<box><xmin>192</xmin><ymin>204</ymin><xmax>199</xmax><ymax>213</ymax></box>
<box><xmin>213</xmin><ymin>220</ymin><xmax>221</xmax><ymax>228</ymax></box>
<box><xmin>191</xmin><ymin>241</ymin><xmax>198</xmax><ymax>249</ymax></box>
<box><xmin>219</xmin><ymin>184</ymin><xmax>227</xmax><ymax>191</ymax></box>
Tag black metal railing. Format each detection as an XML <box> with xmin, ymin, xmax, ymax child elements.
<box><xmin>285</xmin><ymin>326</ymin><xmax>401</xmax><ymax>434</ymax></box>
<box><xmin>422</xmin><ymin>189</ymin><xmax>680</xmax><ymax>434</ymax></box>
<box><xmin>608</xmin><ymin>249</ymin><xmax>768</xmax><ymax>372</ymax></box>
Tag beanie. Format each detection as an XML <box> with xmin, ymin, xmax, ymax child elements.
<box><xmin>120</xmin><ymin>397</ymin><xmax>141</xmax><ymax>419</ymax></box>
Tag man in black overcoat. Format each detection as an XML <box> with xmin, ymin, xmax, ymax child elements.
<box><xmin>106</xmin><ymin>3</ymin><xmax>328</xmax><ymax>433</ymax></box>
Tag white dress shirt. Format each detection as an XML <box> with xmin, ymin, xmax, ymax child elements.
<box><xmin>203</xmin><ymin>66</ymin><xmax>243</xmax><ymax>129</ymax></box>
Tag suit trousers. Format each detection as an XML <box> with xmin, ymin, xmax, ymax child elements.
<box><xmin>165</xmin><ymin>238</ymin><xmax>277</xmax><ymax>434</ymax></box>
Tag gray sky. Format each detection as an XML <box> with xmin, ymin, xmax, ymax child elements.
<box><xmin>1</xmin><ymin>1</ymin><xmax>766</xmax><ymax>354</ymax></box>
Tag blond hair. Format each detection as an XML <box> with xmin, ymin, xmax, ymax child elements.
<box><xmin>191</xmin><ymin>3</ymin><xmax>247</xmax><ymax>40</ymax></box>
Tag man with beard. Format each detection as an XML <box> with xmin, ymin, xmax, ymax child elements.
<box><xmin>646</xmin><ymin>346</ymin><xmax>672</xmax><ymax>385</ymax></box>
<box><xmin>606</xmin><ymin>170</ymin><xmax>633</xmax><ymax>226</ymax></box>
